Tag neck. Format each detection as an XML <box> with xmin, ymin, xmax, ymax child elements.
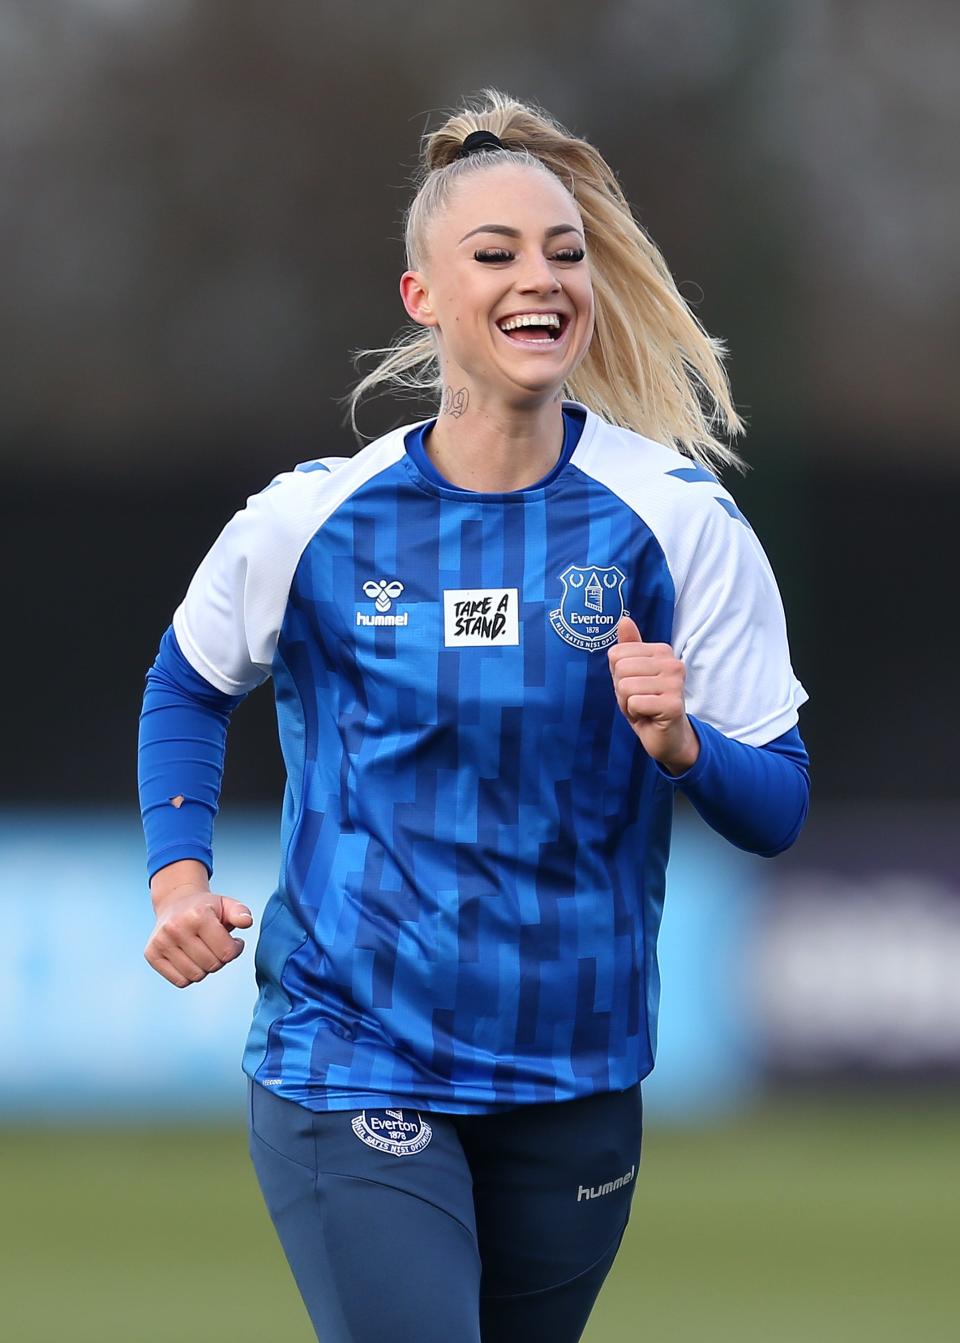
<box><xmin>425</xmin><ymin>385</ymin><xmax>566</xmax><ymax>492</ymax></box>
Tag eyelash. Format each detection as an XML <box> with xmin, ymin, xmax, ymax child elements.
<box><xmin>474</xmin><ymin>247</ymin><xmax>586</xmax><ymax>264</ymax></box>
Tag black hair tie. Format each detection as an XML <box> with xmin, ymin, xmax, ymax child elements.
<box><xmin>456</xmin><ymin>130</ymin><xmax>506</xmax><ymax>159</ymax></box>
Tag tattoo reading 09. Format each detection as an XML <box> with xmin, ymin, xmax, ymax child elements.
<box><xmin>441</xmin><ymin>385</ymin><xmax>469</xmax><ymax>418</ymax></box>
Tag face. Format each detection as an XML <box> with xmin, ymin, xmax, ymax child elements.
<box><xmin>400</xmin><ymin>164</ymin><xmax>595</xmax><ymax>404</ymax></box>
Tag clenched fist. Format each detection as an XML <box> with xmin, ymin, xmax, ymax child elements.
<box><xmin>607</xmin><ymin>615</ymin><xmax>700</xmax><ymax>775</ymax></box>
<box><xmin>145</xmin><ymin>859</ymin><xmax>253</xmax><ymax>989</ymax></box>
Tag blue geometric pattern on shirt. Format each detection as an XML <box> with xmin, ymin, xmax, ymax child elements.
<box><xmin>243</xmin><ymin>454</ymin><xmax>677</xmax><ymax>1113</ymax></box>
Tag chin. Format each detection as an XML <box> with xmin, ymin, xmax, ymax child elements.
<box><xmin>493</xmin><ymin>363</ymin><xmax>568</xmax><ymax>396</ymax></box>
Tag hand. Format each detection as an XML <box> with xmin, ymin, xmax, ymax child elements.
<box><xmin>607</xmin><ymin>615</ymin><xmax>700</xmax><ymax>775</ymax></box>
<box><xmin>145</xmin><ymin>870</ymin><xmax>253</xmax><ymax>989</ymax></box>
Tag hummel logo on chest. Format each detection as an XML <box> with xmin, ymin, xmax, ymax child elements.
<box><xmin>357</xmin><ymin>578</ymin><xmax>409</xmax><ymax>626</ymax></box>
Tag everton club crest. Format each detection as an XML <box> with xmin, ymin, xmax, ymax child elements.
<box><xmin>351</xmin><ymin>1108</ymin><xmax>433</xmax><ymax>1157</ymax></box>
<box><xmin>549</xmin><ymin>564</ymin><xmax>628</xmax><ymax>652</ymax></box>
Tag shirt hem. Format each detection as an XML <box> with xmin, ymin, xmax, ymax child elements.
<box><xmin>243</xmin><ymin>1063</ymin><xmax>653</xmax><ymax>1115</ymax></box>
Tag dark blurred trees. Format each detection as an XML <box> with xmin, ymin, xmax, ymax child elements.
<box><xmin>1</xmin><ymin>0</ymin><xmax>957</xmax><ymax>468</ymax></box>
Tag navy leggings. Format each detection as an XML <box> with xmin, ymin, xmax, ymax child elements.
<box><xmin>248</xmin><ymin>1080</ymin><xmax>642</xmax><ymax>1342</ymax></box>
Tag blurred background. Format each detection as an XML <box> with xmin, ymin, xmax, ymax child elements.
<box><xmin>2</xmin><ymin>1</ymin><xmax>957</xmax><ymax>1339</ymax></box>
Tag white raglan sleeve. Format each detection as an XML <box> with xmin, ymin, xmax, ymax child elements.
<box><xmin>171</xmin><ymin>471</ymin><xmax>313</xmax><ymax>695</ymax></box>
<box><xmin>671</xmin><ymin>493</ymin><xmax>809</xmax><ymax>747</ymax></box>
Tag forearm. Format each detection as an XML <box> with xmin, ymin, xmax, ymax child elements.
<box><xmin>655</xmin><ymin>716</ymin><xmax>810</xmax><ymax>856</ymax></box>
<box><xmin>138</xmin><ymin>625</ymin><xmax>245</xmax><ymax>881</ymax></box>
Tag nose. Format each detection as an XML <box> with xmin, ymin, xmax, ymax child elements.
<box><xmin>515</xmin><ymin>251</ymin><xmax>562</xmax><ymax>295</ymax></box>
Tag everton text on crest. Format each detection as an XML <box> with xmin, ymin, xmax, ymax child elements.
<box><xmin>549</xmin><ymin>564</ymin><xmax>628</xmax><ymax>652</ymax></box>
<box><xmin>350</xmin><ymin>1108</ymin><xmax>433</xmax><ymax>1157</ymax></box>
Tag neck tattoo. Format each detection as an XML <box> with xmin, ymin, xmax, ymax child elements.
<box><xmin>441</xmin><ymin>385</ymin><xmax>469</xmax><ymax>418</ymax></box>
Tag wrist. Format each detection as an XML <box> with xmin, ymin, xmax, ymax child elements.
<box><xmin>150</xmin><ymin>859</ymin><xmax>211</xmax><ymax>914</ymax></box>
<box><xmin>659</xmin><ymin>718</ymin><xmax>701</xmax><ymax>776</ymax></box>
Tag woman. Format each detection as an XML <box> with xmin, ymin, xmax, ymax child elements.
<box><xmin>139</xmin><ymin>89</ymin><xmax>810</xmax><ymax>1343</ymax></box>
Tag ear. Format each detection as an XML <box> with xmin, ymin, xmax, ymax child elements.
<box><xmin>399</xmin><ymin>270</ymin><xmax>438</xmax><ymax>328</ymax></box>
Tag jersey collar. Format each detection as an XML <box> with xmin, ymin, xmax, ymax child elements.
<box><xmin>399</xmin><ymin>401</ymin><xmax>598</xmax><ymax>501</ymax></box>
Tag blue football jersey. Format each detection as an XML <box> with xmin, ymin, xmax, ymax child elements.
<box><xmin>171</xmin><ymin>403</ymin><xmax>807</xmax><ymax>1112</ymax></box>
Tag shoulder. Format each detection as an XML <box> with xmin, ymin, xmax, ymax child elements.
<box><xmin>171</xmin><ymin>425</ymin><xmax>421</xmax><ymax>692</ymax></box>
<box><xmin>185</xmin><ymin>426</ymin><xmax>417</xmax><ymax>597</ymax></box>
<box><xmin>573</xmin><ymin>410</ymin><xmax>745</xmax><ymax>523</ymax></box>
<box><xmin>242</xmin><ymin>426</ymin><xmax>414</xmax><ymax>541</ymax></box>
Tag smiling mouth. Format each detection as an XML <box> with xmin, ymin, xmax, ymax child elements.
<box><xmin>495</xmin><ymin>315</ymin><xmax>571</xmax><ymax>348</ymax></box>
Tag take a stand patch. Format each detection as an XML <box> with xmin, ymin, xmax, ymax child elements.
<box><xmin>443</xmin><ymin>588</ymin><xmax>519</xmax><ymax>646</ymax></box>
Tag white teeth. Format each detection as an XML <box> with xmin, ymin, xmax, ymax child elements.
<box><xmin>498</xmin><ymin>313</ymin><xmax>562</xmax><ymax>332</ymax></box>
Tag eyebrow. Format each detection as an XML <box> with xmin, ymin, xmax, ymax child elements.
<box><xmin>457</xmin><ymin>223</ymin><xmax>584</xmax><ymax>244</ymax></box>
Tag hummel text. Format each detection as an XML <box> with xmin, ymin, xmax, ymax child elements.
<box><xmin>356</xmin><ymin>611</ymin><xmax>409</xmax><ymax>627</ymax></box>
<box><xmin>577</xmin><ymin>1164</ymin><xmax>636</xmax><ymax>1201</ymax></box>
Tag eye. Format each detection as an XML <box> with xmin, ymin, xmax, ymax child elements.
<box><xmin>473</xmin><ymin>246</ymin><xmax>586</xmax><ymax>264</ymax></box>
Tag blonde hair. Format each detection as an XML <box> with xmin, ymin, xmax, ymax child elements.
<box><xmin>345</xmin><ymin>89</ymin><xmax>746</xmax><ymax>473</ymax></box>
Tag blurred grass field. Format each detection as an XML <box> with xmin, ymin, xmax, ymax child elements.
<box><xmin>1</xmin><ymin>1095</ymin><xmax>955</xmax><ymax>1343</ymax></box>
